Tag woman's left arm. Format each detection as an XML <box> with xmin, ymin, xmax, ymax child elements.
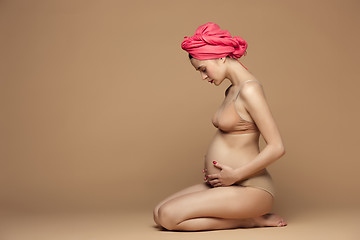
<box><xmin>206</xmin><ymin>82</ymin><xmax>286</xmax><ymax>187</ymax></box>
<box><xmin>234</xmin><ymin>82</ymin><xmax>286</xmax><ymax>180</ymax></box>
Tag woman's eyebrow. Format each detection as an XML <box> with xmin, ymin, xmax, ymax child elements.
<box><xmin>196</xmin><ymin>65</ymin><xmax>204</xmax><ymax>70</ymax></box>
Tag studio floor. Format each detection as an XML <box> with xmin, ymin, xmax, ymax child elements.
<box><xmin>1</xmin><ymin>206</ymin><xmax>358</xmax><ymax>240</ymax></box>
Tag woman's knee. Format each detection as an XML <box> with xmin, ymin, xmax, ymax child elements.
<box><xmin>153</xmin><ymin>207</ymin><xmax>160</xmax><ymax>225</ymax></box>
<box><xmin>153</xmin><ymin>202</ymin><xmax>165</xmax><ymax>225</ymax></box>
<box><xmin>157</xmin><ymin>204</ymin><xmax>180</xmax><ymax>230</ymax></box>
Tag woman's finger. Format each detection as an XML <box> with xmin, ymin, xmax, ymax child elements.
<box><xmin>208</xmin><ymin>179</ymin><xmax>220</xmax><ymax>185</ymax></box>
<box><xmin>207</xmin><ymin>173</ymin><xmax>220</xmax><ymax>179</ymax></box>
<box><xmin>213</xmin><ymin>161</ymin><xmax>223</xmax><ymax>170</ymax></box>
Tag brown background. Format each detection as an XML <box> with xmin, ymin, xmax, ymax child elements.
<box><xmin>1</xmin><ymin>0</ymin><xmax>360</xmax><ymax>218</ymax></box>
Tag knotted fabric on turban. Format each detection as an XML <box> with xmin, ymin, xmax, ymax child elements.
<box><xmin>181</xmin><ymin>22</ymin><xmax>248</xmax><ymax>60</ymax></box>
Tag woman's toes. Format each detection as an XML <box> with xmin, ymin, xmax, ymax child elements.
<box><xmin>277</xmin><ymin>220</ymin><xmax>287</xmax><ymax>227</ymax></box>
<box><xmin>255</xmin><ymin>213</ymin><xmax>287</xmax><ymax>227</ymax></box>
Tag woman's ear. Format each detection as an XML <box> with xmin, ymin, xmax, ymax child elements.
<box><xmin>220</xmin><ymin>57</ymin><xmax>227</xmax><ymax>64</ymax></box>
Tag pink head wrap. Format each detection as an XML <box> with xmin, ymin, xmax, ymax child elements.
<box><xmin>181</xmin><ymin>22</ymin><xmax>248</xmax><ymax>60</ymax></box>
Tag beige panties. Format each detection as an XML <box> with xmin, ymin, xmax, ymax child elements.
<box><xmin>235</xmin><ymin>169</ymin><xmax>275</xmax><ymax>198</ymax></box>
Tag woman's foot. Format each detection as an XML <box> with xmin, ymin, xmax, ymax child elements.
<box><xmin>252</xmin><ymin>213</ymin><xmax>287</xmax><ymax>227</ymax></box>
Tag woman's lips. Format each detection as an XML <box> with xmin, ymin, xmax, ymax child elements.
<box><xmin>208</xmin><ymin>80</ymin><xmax>214</xmax><ymax>83</ymax></box>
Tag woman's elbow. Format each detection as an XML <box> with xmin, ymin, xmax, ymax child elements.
<box><xmin>273</xmin><ymin>144</ymin><xmax>286</xmax><ymax>157</ymax></box>
<box><xmin>280</xmin><ymin>147</ymin><xmax>286</xmax><ymax>156</ymax></box>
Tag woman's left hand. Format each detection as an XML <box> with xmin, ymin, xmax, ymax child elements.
<box><xmin>206</xmin><ymin>161</ymin><xmax>239</xmax><ymax>187</ymax></box>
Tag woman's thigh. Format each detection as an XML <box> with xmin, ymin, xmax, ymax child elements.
<box><xmin>153</xmin><ymin>183</ymin><xmax>210</xmax><ymax>218</ymax></box>
<box><xmin>157</xmin><ymin>186</ymin><xmax>273</xmax><ymax>228</ymax></box>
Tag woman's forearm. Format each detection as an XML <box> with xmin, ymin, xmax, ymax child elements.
<box><xmin>235</xmin><ymin>145</ymin><xmax>285</xmax><ymax>181</ymax></box>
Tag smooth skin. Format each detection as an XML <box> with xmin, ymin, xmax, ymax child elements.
<box><xmin>153</xmin><ymin>57</ymin><xmax>287</xmax><ymax>231</ymax></box>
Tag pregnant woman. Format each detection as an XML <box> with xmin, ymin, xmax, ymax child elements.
<box><xmin>153</xmin><ymin>22</ymin><xmax>287</xmax><ymax>231</ymax></box>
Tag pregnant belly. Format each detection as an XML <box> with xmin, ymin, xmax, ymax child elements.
<box><xmin>204</xmin><ymin>131</ymin><xmax>262</xmax><ymax>177</ymax></box>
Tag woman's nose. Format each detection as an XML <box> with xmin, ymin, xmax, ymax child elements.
<box><xmin>201</xmin><ymin>72</ymin><xmax>208</xmax><ymax>80</ymax></box>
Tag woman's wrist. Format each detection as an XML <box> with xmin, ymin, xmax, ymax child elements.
<box><xmin>234</xmin><ymin>167</ymin><xmax>246</xmax><ymax>182</ymax></box>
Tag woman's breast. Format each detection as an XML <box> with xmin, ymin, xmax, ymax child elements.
<box><xmin>204</xmin><ymin>129</ymin><xmax>261</xmax><ymax>176</ymax></box>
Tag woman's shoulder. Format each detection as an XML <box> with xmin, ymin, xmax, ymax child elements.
<box><xmin>239</xmin><ymin>79</ymin><xmax>263</xmax><ymax>93</ymax></box>
<box><xmin>225</xmin><ymin>79</ymin><xmax>263</xmax><ymax>96</ymax></box>
<box><xmin>238</xmin><ymin>80</ymin><xmax>266</xmax><ymax>106</ymax></box>
<box><xmin>243</xmin><ymin>79</ymin><xmax>262</xmax><ymax>87</ymax></box>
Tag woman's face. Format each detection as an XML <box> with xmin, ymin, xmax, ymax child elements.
<box><xmin>190</xmin><ymin>58</ymin><xmax>227</xmax><ymax>86</ymax></box>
